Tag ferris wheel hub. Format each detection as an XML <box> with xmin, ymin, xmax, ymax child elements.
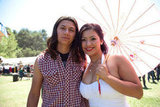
<box><xmin>111</xmin><ymin>36</ymin><xmax>119</xmax><ymax>46</ymax></box>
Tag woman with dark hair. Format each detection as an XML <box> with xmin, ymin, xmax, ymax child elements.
<box><xmin>27</xmin><ymin>16</ymin><xmax>88</xmax><ymax>107</ymax></box>
<box><xmin>79</xmin><ymin>23</ymin><xmax>143</xmax><ymax>107</ymax></box>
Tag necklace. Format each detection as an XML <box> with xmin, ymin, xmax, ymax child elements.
<box><xmin>88</xmin><ymin>59</ymin><xmax>101</xmax><ymax>73</ymax></box>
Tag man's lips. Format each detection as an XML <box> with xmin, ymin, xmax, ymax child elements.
<box><xmin>62</xmin><ymin>37</ymin><xmax>70</xmax><ymax>40</ymax></box>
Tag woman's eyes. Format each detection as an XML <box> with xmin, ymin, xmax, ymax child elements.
<box><xmin>81</xmin><ymin>38</ymin><xmax>96</xmax><ymax>41</ymax></box>
<box><xmin>91</xmin><ymin>38</ymin><xmax>96</xmax><ymax>40</ymax></box>
<box><xmin>81</xmin><ymin>38</ymin><xmax>86</xmax><ymax>41</ymax></box>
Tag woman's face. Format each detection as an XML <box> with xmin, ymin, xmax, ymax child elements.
<box><xmin>81</xmin><ymin>29</ymin><xmax>103</xmax><ymax>57</ymax></box>
<box><xmin>57</xmin><ymin>20</ymin><xmax>76</xmax><ymax>47</ymax></box>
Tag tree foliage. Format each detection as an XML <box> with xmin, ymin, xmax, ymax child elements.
<box><xmin>15</xmin><ymin>29</ymin><xmax>47</xmax><ymax>57</ymax></box>
<box><xmin>0</xmin><ymin>28</ymin><xmax>47</xmax><ymax>58</ymax></box>
<box><xmin>0</xmin><ymin>27</ymin><xmax>20</xmax><ymax>58</ymax></box>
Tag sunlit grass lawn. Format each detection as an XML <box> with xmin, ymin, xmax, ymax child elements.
<box><xmin>0</xmin><ymin>75</ymin><xmax>42</xmax><ymax>107</ymax></box>
<box><xmin>0</xmin><ymin>75</ymin><xmax>160</xmax><ymax>107</ymax></box>
<box><xmin>127</xmin><ymin>79</ymin><xmax>160</xmax><ymax>107</ymax></box>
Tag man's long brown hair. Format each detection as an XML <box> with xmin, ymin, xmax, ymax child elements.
<box><xmin>45</xmin><ymin>16</ymin><xmax>82</xmax><ymax>63</ymax></box>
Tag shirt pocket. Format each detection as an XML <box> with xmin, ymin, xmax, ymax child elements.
<box><xmin>43</xmin><ymin>69</ymin><xmax>60</xmax><ymax>87</ymax></box>
<box><xmin>72</xmin><ymin>66</ymin><xmax>84</xmax><ymax>81</ymax></box>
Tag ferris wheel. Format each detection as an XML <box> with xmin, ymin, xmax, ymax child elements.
<box><xmin>76</xmin><ymin>0</ymin><xmax>160</xmax><ymax>76</ymax></box>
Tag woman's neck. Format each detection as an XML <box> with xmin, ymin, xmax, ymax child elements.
<box><xmin>90</xmin><ymin>51</ymin><xmax>103</xmax><ymax>63</ymax></box>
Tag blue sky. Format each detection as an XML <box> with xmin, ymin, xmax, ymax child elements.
<box><xmin>0</xmin><ymin>0</ymin><xmax>86</xmax><ymax>36</ymax></box>
<box><xmin>0</xmin><ymin>0</ymin><xmax>160</xmax><ymax>36</ymax></box>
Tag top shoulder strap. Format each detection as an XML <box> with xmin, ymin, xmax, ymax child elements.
<box><xmin>102</xmin><ymin>54</ymin><xmax>110</xmax><ymax>64</ymax></box>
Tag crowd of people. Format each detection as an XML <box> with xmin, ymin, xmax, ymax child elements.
<box><xmin>139</xmin><ymin>63</ymin><xmax>160</xmax><ymax>89</ymax></box>
<box><xmin>0</xmin><ymin>63</ymin><xmax>33</xmax><ymax>80</ymax></box>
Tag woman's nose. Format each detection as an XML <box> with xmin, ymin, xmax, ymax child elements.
<box><xmin>86</xmin><ymin>40</ymin><xmax>91</xmax><ymax>46</ymax></box>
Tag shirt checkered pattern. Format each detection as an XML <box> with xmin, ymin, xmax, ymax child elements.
<box><xmin>37</xmin><ymin>52</ymin><xmax>88</xmax><ymax>107</ymax></box>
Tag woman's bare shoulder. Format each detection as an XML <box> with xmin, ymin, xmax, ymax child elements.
<box><xmin>107</xmin><ymin>54</ymin><xmax>126</xmax><ymax>61</ymax></box>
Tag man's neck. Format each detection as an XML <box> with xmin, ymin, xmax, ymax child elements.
<box><xmin>57</xmin><ymin>44</ymin><xmax>70</xmax><ymax>54</ymax></box>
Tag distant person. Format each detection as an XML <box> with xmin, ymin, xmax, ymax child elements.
<box><xmin>0</xmin><ymin>58</ymin><xmax>3</xmax><ymax>64</ymax></box>
<box><xmin>9</xmin><ymin>67</ymin><xmax>12</xmax><ymax>73</ymax></box>
<box><xmin>139</xmin><ymin>74</ymin><xmax>148</xmax><ymax>89</ymax></box>
<box><xmin>12</xmin><ymin>67</ymin><xmax>14</xmax><ymax>73</ymax></box>
<box><xmin>27</xmin><ymin>64</ymin><xmax>30</xmax><ymax>73</ymax></box>
<box><xmin>156</xmin><ymin>63</ymin><xmax>160</xmax><ymax>82</ymax></box>
<box><xmin>0</xmin><ymin>66</ymin><xmax>3</xmax><ymax>75</ymax></box>
<box><xmin>19</xmin><ymin>65</ymin><xmax>24</xmax><ymax>80</ymax></box>
<box><xmin>14</xmin><ymin>66</ymin><xmax>18</xmax><ymax>73</ymax></box>
<box><xmin>148</xmin><ymin>69</ymin><xmax>157</xmax><ymax>84</ymax></box>
<box><xmin>27</xmin><ymin>16</ymin><xmax>89</xmax><ymax>107</ymax></box>
<box><xmin>2</xmin><ymin>66</ymin><xmax>5</xmax><ymax>74</ymax></box>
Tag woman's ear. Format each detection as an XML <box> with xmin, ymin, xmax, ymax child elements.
<box><xmin>100</xmin><ymin>40</ymin><xmax>103</xmax><ymax>45</ymax></box>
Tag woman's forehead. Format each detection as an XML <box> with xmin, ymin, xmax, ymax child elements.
<box><xmin>82</xmin><ymin>29</ymin><xmax>97</xmax><ymax>36</ymax></box>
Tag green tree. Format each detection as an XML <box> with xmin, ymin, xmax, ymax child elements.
<box><xmin>15</xmin><ymin>29</ymin><xmax>47</xmax><ymax>57</ymax></box>
<box><xmin>22</xmin><ymin>48</ymin><xmax>41</xmax><ymax>57</ymax></box>
<box><xmin>16</xmin><ymin>29</ymin><xmax>32</xmax><ymax>49</ymax></box>
<box><xmin>0</xmin><ymin>27</ymin><xmax>20</xmax><ymax>58</ymax></box>
<box><xmin>41</xmin><ymin>29</ymin><xmax>48</xmax><ymax>41</ymax></box>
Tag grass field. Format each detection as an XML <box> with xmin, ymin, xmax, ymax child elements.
<box><xmin>0</xmin><ymin>75</ymin><xmax>160</xmax><ymax>107</ymax></box>
<box><xmin>0</xmin><ymin>75</ymin><xmax>42</xmax><ymax>107</ymax></box>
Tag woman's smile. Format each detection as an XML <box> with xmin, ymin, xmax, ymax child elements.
<box><xmin>85</xmin><ymin>47</ymin><xmax>94</xmax><ymax>52</ymax></box>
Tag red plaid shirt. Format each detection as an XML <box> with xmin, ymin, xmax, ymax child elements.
<box><xmin>38</xmin><ymin>52</ymin><xmax>88</xmax><ymax>107</ymax></box>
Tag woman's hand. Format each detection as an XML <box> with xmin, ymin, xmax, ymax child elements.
<box><xmin>95</xmin><ymin>64</ymin><xmax>110</xmax><ymax>81</ymax></box>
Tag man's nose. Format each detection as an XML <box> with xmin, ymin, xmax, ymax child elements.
<box><xmin>64</xmin><ymin>29</ymin><xmax>69</xmax><ymax>34</ymax></box>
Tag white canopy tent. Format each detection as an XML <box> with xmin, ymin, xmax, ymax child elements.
<box><xmin>1</xmin><ymin>56</ymin><xmax>37</xmax><ymax>66</ymax></box>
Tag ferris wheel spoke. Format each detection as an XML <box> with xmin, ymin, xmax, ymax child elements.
<box><xmin>118</xmin><ymin>41</ymin><xmax>130</xmax><ymax>57</ymax></box>
<box><xmin>119</xmin><ymin>42</ymin><xmax>143</xmax><ymax>75</ymax></box>
<box><xmin>105</xmin><ymin>0</ymin><xmax>115</xmax><ymax>32</ymax></box>
<box><xmin>115</xmin><ymin>0</ymin><xmax>121</xmax><ymax>36</ymax></box>
<box><xmin>109</xmin><ymin>46</ymin><xmax>115</xmax><ymax>55</ymax></box>
<box><xmin>124</xmin><ymin>42</ymin><xmax>160</xmax><ymax>60</ymax></box>
<box><xmin>128</xmin><ymin>34</ymin><xmax>160</xmax><ymax>38</ymax></box>
<box><xmin>127</xmin><ymin>20</ymin><xmax>160</xmax><ymax>35</ymax></box>
<box><xmin>125</xmin><ymin>3</ymin><xmax>155</xmax><ymax>31</ymax></box>
<box><xmin>117</xmin><ymin>41</ymin><xmax>124</xmax><ymax>55</ymax></box>
<box><xmin>118</xmin><ymin>0</ymin><xmax>136</xmax><ymax>36</ymax></box>
<box><xmin>81</xmin><ymin>6</ymin><xmax>108</xmax><ymax>31</ymax></box>
<box><xmin>111</xmin><ymin>47</ymin><xmax>116</xmax><ymax>55</ymax></box>
<box><xmin>90</xmin><ymin>0</ymin><xmax>111</xmax><ymax>30</ymax></box>
<box><xmin>122</xmin><ymin>43</ymin><xmax>153</xmax><ymax>69</ymax></box>
<box><xmin>77</xmin><ymin>17</ymin><xmax>88</xmax><ymax>23</ymax></box>
<box><xmin>120</xmin><ymin>33</ymin><xmax>160</xmax><ymax>42</ymax></box>
<box><xmin>108</xmin><ymin>45</ymin><xmax>113</xmax><ymax>54</ymax></box>
<box><xmin>132</xmin><ymin>62</ymin><xmax>143</xmax><ymax>76</ymax></box>
<box><xmin>116</xmin><ymin>45</ymin><xmax>119</xmax><ymax>54</ymax></box>
<box><xmin>126</xmin><ymin>40</ymin><xmax>160</xmax><ymax>48</ymax></box>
